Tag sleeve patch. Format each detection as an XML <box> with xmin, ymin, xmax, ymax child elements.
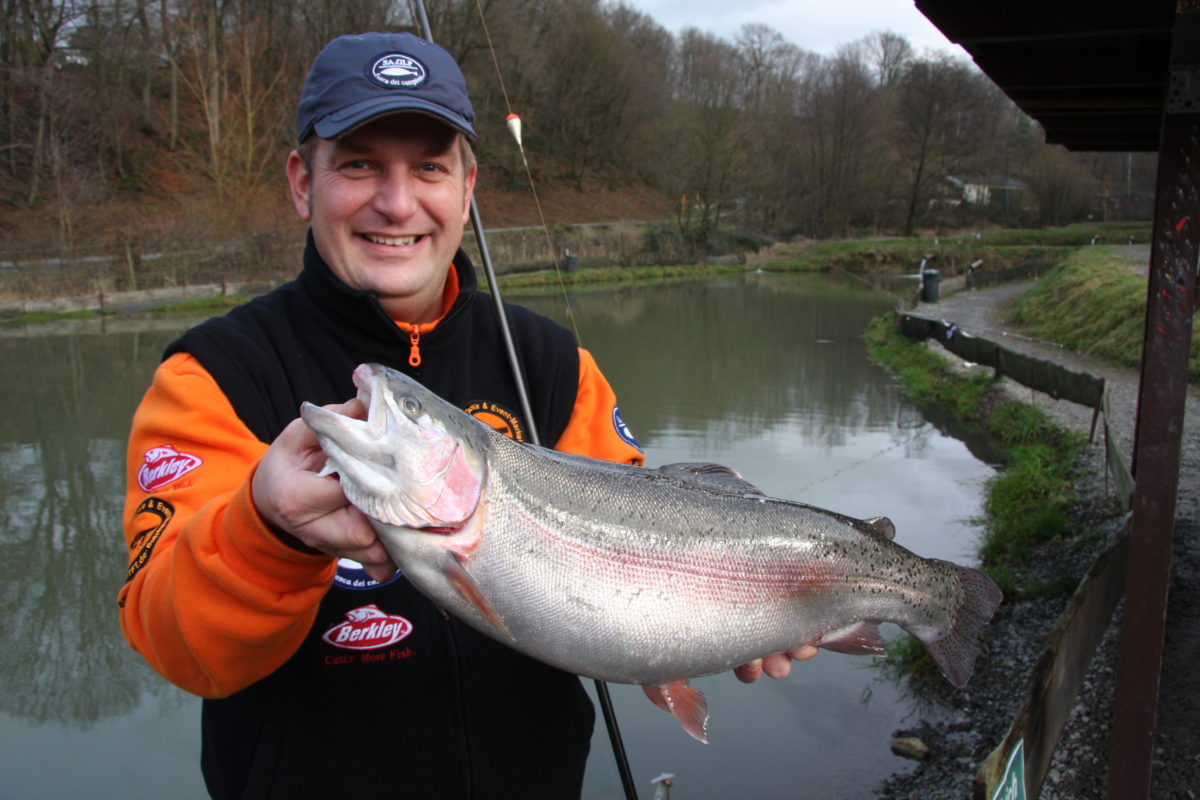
<box><xmin>125</xmin><ymin>497</ymin><xmax>175</xmax><ymax>584</ymax></box>
<box><xmin>612</xmin><ymin>405</ymin><xmax>642</xmax><ymax>452</ymax></box>
<box><xmin>137</xmin><ymin>444</ymin><xmax>203</xmax><ymax>492</ymax></box>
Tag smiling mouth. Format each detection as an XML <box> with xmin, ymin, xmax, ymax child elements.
<box><xmin>363</xmin><ymin>233</ymin><xmax>422</xmax><ymax>246</ymax></box>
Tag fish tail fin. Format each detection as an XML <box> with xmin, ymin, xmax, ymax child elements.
<box><xmin>923</xmin><ymin>563</ymin><xmax>1003</xmax><ymax>688</ymax></box>
<box><xmin>642</xmin><ymin>681</ymin><xmax>710</xmax><ymax>744</ymax></box>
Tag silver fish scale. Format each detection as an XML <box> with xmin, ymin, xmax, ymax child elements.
<box><xmin>395</xmin><ymin>432</ymin><xmax>969</xmax><ymax>687</ymax></box>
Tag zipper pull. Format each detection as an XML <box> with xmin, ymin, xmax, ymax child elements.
<box><xmin>408</xmin><ymin>327</ymin><xmax>422</xmax><ymax>367</ymax></box>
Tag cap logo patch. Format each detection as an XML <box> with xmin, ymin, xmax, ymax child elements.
<box><xmin>137</xmin><ymin>445</ymin><xmax>202</xmax><ymax>492</ymax></box>
<box><xmin>370</xmin><ymin>53</ymin><xmax>428</xmax><ymax>89</ymax></box>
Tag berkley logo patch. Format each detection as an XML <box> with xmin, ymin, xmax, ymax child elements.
<box><xmin>322</xmin><ymin>605</ymin><xmax>413</xmax><ymax>651</ymax></box>
<box><xmin>137</xmin><ymin>445</ymin><xmax>202</xmax><ymax>492</ymax></box>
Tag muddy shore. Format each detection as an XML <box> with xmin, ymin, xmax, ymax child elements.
<box><xmin>874</xmin><ymin>254</ymin><xmax>1200</xmax><ymax>799</ymax></box>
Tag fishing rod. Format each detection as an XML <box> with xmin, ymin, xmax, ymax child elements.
<box><xmin>408</xmin><ymin>5</ymin><xmax>641</xmax><ymax>800</ymax></box>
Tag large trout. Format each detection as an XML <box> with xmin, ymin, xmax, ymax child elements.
<box><xmin>301</xmin><ymin>363</ymin><xmax>1002</xmax><ymax>742</ymax></box>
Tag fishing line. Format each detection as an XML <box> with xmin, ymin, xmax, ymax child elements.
<box><xmin>406</xmin><ymin>5</ymin><xmax>637</xmax><ymax>799</ymax></box>
<box><xmin>468</xmin><ymin>12</ymin><xmax>639</xmax><ymax>800</ymax></box>
<box><xmin>826</xmin><ymin>261</ymin><xmax>912</xmax><ymax>307</ymax></box>
<box><xmin>473</xmin><ymin>0</ymin><xmax>584</xmax><ymax>347</ymax></box>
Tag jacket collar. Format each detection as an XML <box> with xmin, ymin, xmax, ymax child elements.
<box><xmin>297</xmin><ymin>230</ymin><xmax>479</xmax><ymax>332</ymax></box>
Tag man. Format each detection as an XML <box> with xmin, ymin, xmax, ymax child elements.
<box><xmin>119</xmin><ymin>32</ymin><xmax>813</xmax><ymax>798</ymax></box>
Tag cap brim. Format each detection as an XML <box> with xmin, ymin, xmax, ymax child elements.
<box><xmin>312</xmin><ymin>95</ymin><xmax>477</xmax><ymax>142</ymax></box>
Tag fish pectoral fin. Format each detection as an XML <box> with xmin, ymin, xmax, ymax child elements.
<box><xmin>438</xmin><ymin>554</ymin><xmax>510</xmax><ymax>636</ymax></box>
<box><xmin>642</xmin><ymin>681</ymin><xmax>710</xmax><ymax>744</ymax></box>
<box><xmin>816</xmin><ymin>621</ymin><xmax>887</xmax><ymax>656</ymax></box>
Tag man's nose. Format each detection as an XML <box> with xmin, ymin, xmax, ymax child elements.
<box><xmin>372</xmin><ymin>170</ymin><xmax>419</xmax><ymax>219</ymax></box>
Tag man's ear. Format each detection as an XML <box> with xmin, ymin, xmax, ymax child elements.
<box><xmin>285</xmin><ymin>150</ymin><xmax>313</xmax><ymax>222</ymax></box>
<box><xmin>461</xmin><ymin>162</ymin><xmax>477</xmax><ymax>223</ymax></box>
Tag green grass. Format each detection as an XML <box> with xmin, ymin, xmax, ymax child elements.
<box><xmin>0</xmin><ymin>309</ymin><xmax>98</xmax><ymax>324</ymax></box>
<box><xmin>866</xmin><ymin>314</ymin><xmax>1085</xmax><ymax>587</ymax></box>
<box><xmin>1011</xmin><ymin>246</ymin><xmax>1200</xmax><ymax>380</ymax></box>
<box><xmin>865</xmin><ymin>312</ymin><xmax>1090</xmax><ymax>682</ymax></box>
<box><xmin>482</xmin><ymin>262</ymin><xmax>744</xmax><ymax>293</ymax></box>
<box><xmin>141</xmin><ymin>295</ymin><xmax>251</xmax><ymax>314</ymax></box>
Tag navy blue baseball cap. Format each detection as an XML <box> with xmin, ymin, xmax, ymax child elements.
<box><xmin>296</xmin><ymin>32</ymin><xmax>477</xmax><ymax>144</ymax></box>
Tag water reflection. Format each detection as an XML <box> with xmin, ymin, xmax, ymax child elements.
<box><xmin>0</xmin><ymin>330</ymin><xmax>180</xmax><ymax>727</ymax></box>
<box><xmin>0</xmin><ymin>274</ymin><xmax>993</xmax><ymax>799</ymax></box>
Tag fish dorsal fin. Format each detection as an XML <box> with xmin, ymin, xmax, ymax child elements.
<box><xmin>658</xmin><ymin>463</ymin><xmax>765</xmax><ymax>496</ymax></box>
<box><xmin>865</xmin><ymin>516</ymin><xmax>896</xmax><ymax>540</ymax></box>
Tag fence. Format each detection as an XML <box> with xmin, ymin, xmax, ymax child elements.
<box><xmin>898</xmin><ymin>312</ymin><xmax>1133</xmax><ymax>507</ymax></box>
<box><xmin>896</xmin><ymin>311</ymin><xmax>1134</xmax><ymax>800</ymax></box>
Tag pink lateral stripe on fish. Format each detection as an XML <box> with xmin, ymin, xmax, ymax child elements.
<box><xmin>301</xmin><ymin>363</ymin><xmax>1003</xmax><ymax>743</ymax></box>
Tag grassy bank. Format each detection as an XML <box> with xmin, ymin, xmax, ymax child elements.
<box><xmin>1010</xmin><ymin>245</ymin><xmax>1200</xmax><ymax>381</ymax></box>
<box><xmin>865</xmin><ymin>314</ymin><xmax>1086</xmax><ymax>602</ymax></box>
<box><xmin>865</xmin><ymin>313</ymin><xmax>1087</xmax><ymax>684</ymax></box>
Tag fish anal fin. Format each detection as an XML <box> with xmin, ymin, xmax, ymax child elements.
<box><xmin>642</xmin><ymin>681</ymin><xmax>710</xmax><ymax>744</ymax></box>
<box><xmin>641</xmin><ymin>684</ymin><xmax>670</xmax><ymax>713</ymax></box>
<box><xmin>439</xmin><ymin>554</ymin><xmax>509</xmax><ymax>636</ymax></box>
<box><xmin>817</xmin><ymin>621</ymin><xmax>887</xmax><ymax>656</ymax></box>
<box><xmin>659</xmin><ymin>463</ymin><xmax>764</xmax><ymax>496</ymax></box>
<box><xmin>865</xmin><ymin>516</ymin><xmax>896</xmax><ymax>540</ymax></box>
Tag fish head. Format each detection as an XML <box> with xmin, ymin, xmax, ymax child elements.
<box><xmin>300</xmin><ymin>364</ymin><xmax>488</xmax><ymax>529</ymax></box>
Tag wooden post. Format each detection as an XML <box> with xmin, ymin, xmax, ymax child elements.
<box><xmin>1106</xmin><ymin>8</ymin><xmax>1200</xmax><ymax>797</ymax></box>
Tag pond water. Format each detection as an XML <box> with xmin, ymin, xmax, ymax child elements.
<box><xmin>0</xmin><ymin>271</ymin><xmax>995</xmax><ymax>799</ymax></box>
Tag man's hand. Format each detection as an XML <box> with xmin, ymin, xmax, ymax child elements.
<box><xmin>251</xmin><ymin>398</ymin><xmax>397</xmax><ymax>582</ymax></box>
<box><xmin>733</xmin><ymin>646</ymin><xmax>819</xmax><ymax>683</ymax></box>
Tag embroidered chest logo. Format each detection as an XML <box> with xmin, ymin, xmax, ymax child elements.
<box><xmin>137</xmin><ymin>445</ymin><xmax>202</xmax><ymax>492</ymax></box>
<box><xmin>464</xmin><ymin>400</ymin><xmax>525</xmax><ymax>442</ymax></box>
<box><xmin>322</xmin><ymin>604</ymin><xmax>413</xmax><ymax>651</ymax></box>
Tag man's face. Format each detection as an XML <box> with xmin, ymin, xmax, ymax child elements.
<box><xmin>286</xmin><ymin>113</ymin><xmax>476</xmax><ymax>322</ymax></box>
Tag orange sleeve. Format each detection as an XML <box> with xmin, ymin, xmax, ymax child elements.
<box><xmin>118</xmin><ymin>352</ymin><xmax>336</xmax><ymax>698</ymax></box>
<box><xmin>553</xmin><ymin>348</ymin><xmax>645</xmax><ymax>465</ymax></box>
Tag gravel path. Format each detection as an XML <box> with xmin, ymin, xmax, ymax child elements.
<box><xmin>874</xmin><ymin>261</ymin><xmax>1200</xmax><ymax>799</ymax></box>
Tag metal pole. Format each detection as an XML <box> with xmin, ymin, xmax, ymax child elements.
<box><xmin>408</xmin><ymin>8</ymin><xmax>640</xmax><ymax>800</ymax></box>
<box><xmin>1106</xmin><ymin>8</ymin><xmax>1200</xmax><ymax>797</ymax></box>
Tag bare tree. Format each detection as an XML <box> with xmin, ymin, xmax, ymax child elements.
<box><xmin>791</xmin><ymin>46</ymin><xmax>889</xmax><ymax>237</ymax></box>
<box><xmin>862</xmin><ymin>30</ymin><xmax>913</xmax><ymax>89</ymax></box>
<box><xmin>892</xmin><ymin>54</ymin><xmax>990</xmax><ymax>235</ymax></box>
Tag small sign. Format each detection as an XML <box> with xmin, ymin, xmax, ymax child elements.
<box><xmin>990</xmin><ymin>739</ymin><xmax>1027</xmax><ymax>800</ymax></box>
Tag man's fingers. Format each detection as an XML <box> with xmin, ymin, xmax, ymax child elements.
<box><xmin>762</xmin><ymin>652</ymin><xmax>793</xmax><ymax>679</ymax></box>
<box><xmin>734</xmin><ymin>658</ymin><xmax>763</xmax><ymax>684</ymax></box>
<box><xmin>363</xmin><ymin>561</ymin><xmax>399</xmax><ymax>583</ymax></box>
<box><xmin>789</xmin><ymin>645</ymin><xmax>819</xmax><ymax>661</ymax></box>
<box><xmin>736</xmin><ymin>645</ymin><xmax>821</xmax><ymax>683</ymax></box>
<box><xmin>325</xmin><ymin>397</ymin><xmax>366</xmax><ymax>420</ymax></box>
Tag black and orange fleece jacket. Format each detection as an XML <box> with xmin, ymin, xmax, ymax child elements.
<box><xmin>118</xmin><ymin>235</ymin><xmax>643</xmax><ymax>798</ymax></box>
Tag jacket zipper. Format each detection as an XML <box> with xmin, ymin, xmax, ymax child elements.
<box><xmin>396</xmin><ymin>320</ymin><xmax>438</xmax><ymax>368</ymax></box>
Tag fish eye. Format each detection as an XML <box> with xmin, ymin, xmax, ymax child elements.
<box><xmin>400</xmin><ymin>395</ymin><xmax>421</xmax><ymax>416</ymax></box>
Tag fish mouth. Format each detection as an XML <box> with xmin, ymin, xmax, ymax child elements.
<box><xmin>352</xmin><ymin>364</ymin><xmax>388</xmax><ymax>439</ymax></box>
<box><xmin>299</xmin><ymin>364</ymin><xmax>485</xmax><ymax>530</ymax></box>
